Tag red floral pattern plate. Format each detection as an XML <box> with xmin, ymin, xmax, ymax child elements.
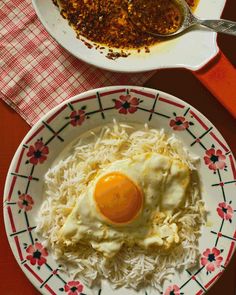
<box><xmin>3</xmin><ymin>86</ymin><xmax>236</xmax><ymax>295</ymax></box>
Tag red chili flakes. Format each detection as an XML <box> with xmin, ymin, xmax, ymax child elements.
<box><xmin>129</xmin><ymin>0</ymin><xmax>184</xmax><ymax>36</ymax></box>
<box><xmin>54</xmin><ymin>0</ymin><xmax>199</xmax><ymax>57</ymax></box>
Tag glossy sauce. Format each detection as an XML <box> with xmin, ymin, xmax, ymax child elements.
<box><xmin>55</xmin><ymin>0</ymin><xmax>199</xmax><ymax>49</ymax></box>
<box><xmin>128</xmin><ymin>0</ymin><xmax>184</xmax><ymax>35</ymax></box>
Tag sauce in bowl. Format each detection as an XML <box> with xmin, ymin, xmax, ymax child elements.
<box><xmin>55</xmin><ymin>0</ymin><xmax>198</xmax><ymax>50</ymax></box>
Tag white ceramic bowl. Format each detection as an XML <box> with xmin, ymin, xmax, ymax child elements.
<box><xmin>4</xmin><ymin>86</ymin><xmax>236</xmax><ymax>295</ymax></box>
<box><xmin>32</xmin><ymin>0</ymin><xmax>226</xmax><ymax>72</ymax></box>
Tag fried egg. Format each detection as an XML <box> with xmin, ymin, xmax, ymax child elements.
<box><xmin>59</xmin><ymin>153</ymin><xmax>190</xmax><ymax>257</ymax></box>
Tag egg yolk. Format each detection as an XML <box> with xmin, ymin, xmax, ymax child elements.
<box><xmin>94</xmin><ymin>172</ymin><xmax>143</xmax><ymax>224</ymax></box>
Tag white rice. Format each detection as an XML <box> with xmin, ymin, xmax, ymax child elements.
<box><xmin>36</xmin><ymin>121</ymin><xmax>205</xmax><ymax>291</ymax></box>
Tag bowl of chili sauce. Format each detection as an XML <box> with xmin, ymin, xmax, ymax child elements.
<box><xmin>32</xmin><ymin>0</ymin><xmax>226</xmax><ymax>72</ymax></box>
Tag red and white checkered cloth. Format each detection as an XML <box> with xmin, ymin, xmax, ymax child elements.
<box><xmin>0</xmin><ymin>0</ymin><xmax>154</xmax><ymax>126</ymax></box>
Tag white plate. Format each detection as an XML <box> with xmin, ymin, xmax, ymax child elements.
<box><xmin>32</xmin><ymin>0</ymin><xmax>226</xmax><ymax>72</ymax></box>
<box><xmin>4</xmin><ymin>86</ymin><xmax>236</xmax><ymax>295</ymax></box>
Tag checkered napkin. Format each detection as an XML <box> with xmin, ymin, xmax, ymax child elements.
<box><xmin>0</xmin><ymin>0</ymin><xmax>154</xmax><ymax>126</ymax></box>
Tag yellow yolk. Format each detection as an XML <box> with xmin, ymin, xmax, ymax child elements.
<box><xmin>94</xmin><ymin>172</ymin><xmax>143</xmax><ymax>224</ymax></box>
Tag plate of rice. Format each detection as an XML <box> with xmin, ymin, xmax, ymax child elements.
<box><xmin>3</xmin><ymin>86</ymin><xmax>236</xmax><ymax>295</ymax></box>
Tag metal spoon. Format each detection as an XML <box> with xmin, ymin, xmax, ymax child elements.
<box><xmin>128</xmin><ymin>0</ymin><xmax>236</xmax><ymax>37</ymax></box>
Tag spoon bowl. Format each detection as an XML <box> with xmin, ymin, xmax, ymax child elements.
<box><xmin>128</xmin><ymin>0</ymin><xmax>236</xmax><ymax>37</ymax></box>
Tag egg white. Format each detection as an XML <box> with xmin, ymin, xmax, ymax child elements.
<box><xmin>59</xmin><ymin>152</ymin><xmax>190</xmax><ymax>257</ymax></box>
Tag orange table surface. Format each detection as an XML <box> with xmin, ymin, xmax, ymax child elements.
<box><xmin>1</xmin><ymin>1</ymin><xmax>236</xmax><ymax>294</ymax></box>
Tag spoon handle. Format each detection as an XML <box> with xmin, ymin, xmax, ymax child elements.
<box><xmin>199</xmin><ymin>19</ymin><xmax>236</xmax><ymax>36</ymax></box>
